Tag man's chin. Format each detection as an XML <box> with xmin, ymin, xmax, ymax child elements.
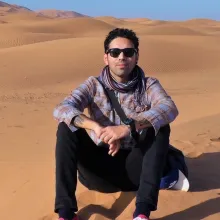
<box><xmin>109</xmin><ymin>70</ymin><xmax>131</xmax><ymax>82</ymax></box>
<box><xmin>116</xmin><ymin>70</ymin><xmax>131</xmax><ymax>76</ymax></box>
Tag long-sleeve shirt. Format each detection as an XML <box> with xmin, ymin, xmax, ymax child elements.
<box><xmin>53</xmin><ymin>76</ymin><xmax>179</xmax><ymax>149</ymax></box>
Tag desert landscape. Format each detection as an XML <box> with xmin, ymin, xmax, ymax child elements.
<box><xmin>1</xmin><ymin>1</ymin><xmax>220</xmax><ymax>220</ymax></box>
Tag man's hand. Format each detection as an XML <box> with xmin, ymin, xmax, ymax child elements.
<box><xmin>93</xmin><ymin>124</ymin><xmax>129</xmax><ymax>156</ymax></box>
<box><xmin>98</xmin><ymin>125</ymin><xmax>130</xmax><ymax>145</ymax></box>
<box><xmin>108</xmin><ymin>140</ymin><xmax>120</xmax><ymax>156</ymax></box>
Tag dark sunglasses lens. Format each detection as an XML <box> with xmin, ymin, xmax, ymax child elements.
<box><xmin>108</xmin><ymin>48</ymin><xmax>136</xmax><ymax>58</ymax></box>
<box><xmin>123</xmin><ymin>48</ymin><xmax>135</xmax><ymax>57</ymax></box>
<box><xmin>109</xmin><ymin>49</ymin><xmax>121</xmax><ymax>58</ymax></box>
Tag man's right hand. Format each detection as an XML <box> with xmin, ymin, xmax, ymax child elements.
<box><xmin>73</xmin><ymin>115</ymin><xmax>121</xmax><ymax>156</ymax></box>
<box><xmin>94</xmin><ymin>124</ymin><xmax>120</xmax><ymax>156</ymax></box>
<box><xmin>108</xmin><ymin>140</ymin><xmax>120</xmax><ymax>156</ymax></box>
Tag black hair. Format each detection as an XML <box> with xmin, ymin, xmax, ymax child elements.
<box><xmin>104</xmin><ymin>28</ymin><xmax>139</xmax><ymax>53</ymax></box>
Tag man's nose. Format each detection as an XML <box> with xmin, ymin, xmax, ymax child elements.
<box><xmin>118</xmin><ymin>51</ymin><xmax>126</xmax><ymax>59</ymax></box>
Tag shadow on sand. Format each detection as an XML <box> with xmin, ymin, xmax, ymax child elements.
<box><xmin>77</xmin><ymin>191</ymin><xmax>135</xmax><ymax>220</ymax></box>
<box><xmin>78</xmin><ymin>152</ymin><xmax>220</xmax><ymax>219</ymax></box>
<box><xmin>186</xmin><ymin>152</ymin><xmax>220</xmax><ymax>192</ymax></box>
<box><xmin>157</xmin><ymin>196</ymin><xmax>220</xmax><ymax>220</ymax></box>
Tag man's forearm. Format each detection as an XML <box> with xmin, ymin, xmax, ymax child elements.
<box><xmin>135</xmin><ymin>119</ymin><xmax>152</xmax><ymax>131</ymax></box>
<box><xmin>72</xmin><ymin>114</ymin><xmax>99</xmax><ymax>131</ymax></box>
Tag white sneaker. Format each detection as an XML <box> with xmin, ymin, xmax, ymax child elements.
<box><xmin>133</xmin><ymin>214</ymin><xmax>150</xmax><ymax>220</ymax></box>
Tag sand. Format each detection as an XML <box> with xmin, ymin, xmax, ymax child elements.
<box><xmin>1</xmin><ymin>2</ymin><xmax>220</xmax><ymax>220</ymax></box>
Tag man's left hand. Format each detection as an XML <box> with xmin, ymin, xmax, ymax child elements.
<box><xmin>98</xmin><ymin>125</ymin><xmax>130</xmax><ymax>145</ymax></box>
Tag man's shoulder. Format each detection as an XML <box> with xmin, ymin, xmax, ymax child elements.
<box><xmin>80</xmin><ymin>76</ymin><xmax>100</xmax><ymax>87</ymax></box>
<box><xmin>145</xmin><ymin>76</ymin><xmax>159</xmax><ymax>88</ymax></box>
<box><xmin>85</xmin><ymin>75</ymin><xmax>99</xmax><ymax>83</ymax></box>
<box><xmin>78</xmin><ymin>76</ymin><xmax>103</xmax><ymax>94</ymax></box>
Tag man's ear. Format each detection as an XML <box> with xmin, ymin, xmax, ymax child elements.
<box><xmin>104</xmin><ymin>54</ymin><xmax>108</xmax><ymax>65</ymax></box>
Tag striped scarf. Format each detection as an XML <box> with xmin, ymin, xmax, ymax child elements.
<box><xmin>99</xmin><ymin>65</ymin><xmax>146</xmax><ymax>106</ymax></box>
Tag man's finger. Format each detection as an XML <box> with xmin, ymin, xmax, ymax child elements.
<box><xmin>109</xmin><ymin>143</ymin><xmax>115</xmax><ymax>150</ymax></box>
<box><xmin>110</xmin><ymin>146</ymin><xmax>119</xmax><ymax>156</ymax></box>
<box><xmin>98</xmin><ymin>128</ymin><xmax>106</xmax><ymax>137</ymax></box>
<box><xmin>103</xmin><ymin>135</ymin><xmax>111</xmax><ymax>143</ymax></box>
<box><xmin>108</xmin><ymin>148</ymin><xmax>114</xmax><ymax>155</ymax></box>
<box><xmin>111</xmin><ymin>149</ymin><xmax>118</xmax><ymax>156</ymax></box>
<box><xmin>108</xmin><ymin>144</ymin><xmax>116</xmax><ymax>155</ymax></box>
<box><xmin>100</xmin><ymin>132</ymin><xmax>110</xmax><ymax>141</ymax></box>
<box><xmin>108</xmin><ymin>136</ymin><xmax>116</xmax><ymax>145</ymax></box>
<box><xmin>111</xmin><ymin>146</ymin><xmax>118</xmax><ymax>156</ymax></box>
<box><xmin>108</xmin><ymin>142</ymin><xmax>120</xmax><ymax>156</ymax></box>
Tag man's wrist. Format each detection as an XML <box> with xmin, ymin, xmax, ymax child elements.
<box><xmin>93</xmin><ymin>122</ymin><xmax>101</xmax><ymax>131</ymax></box>
<box><xmin>123</xmin><ymin>124</ymin><xmax>131</xmax><ymax>135</ymax></box>
<box><xmin>136</xmin><ymin>120</ymin><xmax>152</xmax><ymax>130</ymax></box>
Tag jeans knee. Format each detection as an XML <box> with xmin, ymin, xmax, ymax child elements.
<box><xmin>158</xmin><ymin>124</ymin><xmax>170</xmax><ymax>136</ymax></box>
<box><xmin>56</xmin><ymin>122</ymin><xmax>71</xmax><ymax>137</ymax></box>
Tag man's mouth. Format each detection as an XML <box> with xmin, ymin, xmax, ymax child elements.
<box><xmin>117</xmin><ymin>64</ymin><xmax>127</xmax><ymax>67</ymax></box>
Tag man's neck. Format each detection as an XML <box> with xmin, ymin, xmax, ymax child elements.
<box><xmin>110</xmin><ymin>71</ymin><xmax>129</xmax><ymax>83</ymax></box>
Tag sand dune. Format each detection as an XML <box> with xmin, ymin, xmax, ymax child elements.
<box><xmin>0</xmin><ymin>0</ymin><xmax>32</xmax><ymax>15</ymax></box>
<box><xmin>0</xmin><ymin>1</ymin><xmax>220</xmax><ymax>220</ymax></box>
<box><xmin>0</xmin><ymin>1</ymin><xmax>10</xmax><ymax>6</ymax></box>
<box><xmin>180</xmin><ymin>24</ymin><xmax>220</xmax><ymax>36</ymax></box>
<box><xmin>124</xmin><ymin>19</ymin><xmax>169</xmax><ymax>26</ymax></box>
<box><xmin>176</xmin><ymin>19</ymin><xmax>220</xmax><ymax>36</ymax></box>
<box><xmin>2</xmin><ymin>11</ymin><xmax>51</xmax><ymax>22</ymax></box>
<box><xmin>36</xmin><ymin>9</ymin><xmax>88</xmax><ymax>18</ymax></box>
<box><xmin>123</xmin><ymin>18</ymin><xmax>151</xmax><ymax>23</ymax></box>
<box><xmin>95</xmin><ymin>16</ymin><xmax>128</xmax><ymax>26</ymax></box>
<box><xmin>184</xmin><ymin>18</ymin><xmax>219</xmax><ymax>25</ymax></box>
<box><xmin>138</xmin><ymin>24</ymin><xmax>205</xmax><ymax>35</ymax></box>
<box><xmin>95</xmin><ymin>16</ymin><xmax>151</xmax><ymax>31</ymax></box>
<box><xmin>1</xmin><ymin>35</ymin><xmax>219</xmax><ymax>91</ymax></box>
<box><xmin>95</xmin><ymin>17</ymin><xmax>170</xmax><ymax>30</ymax></box>
<box><xmin>138</xmin><ymin>35</ymin><xmax>220</xmax><ymax>73</ymax></box>
<box><xmin>144</xmin><ymin>20</ymin><xmax>168</xmax><ymax>25</ymax></box>
<box><xmin>16</xmin><ymin>17</ymin><xmax>115</xmax><ymax>34</ymax></box>
<box><xmin>0</xmin><ymin>37</ymin><xmax>105</xmax><ymax>91</ymax></box>
<box><xmin>0</xmin><ymin>32</ymin><xmax>77</xmax><ymax>49</ymax></box>
<box><xmin>0</xmin><ymin>18</ymin><xmax>115</xmax><ymax>48</ymax></box>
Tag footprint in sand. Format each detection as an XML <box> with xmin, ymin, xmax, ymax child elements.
<box><xmin>210</xmin><ymin>137</ymin><xmax>220</xmax><ymax>142</ymax></box>
<box><xmin>76</xmin><ymin>190</ymin><xmax>97</xmax><ymax>207</ymax></box>
<box><xmin>76</xmin><ymin>190</ymin><xmax>117</xmax><ymax>207</ymax></box>
<box><xmin>172</xmin><ymin>139</ymin><xmax>202</xmax><ymax>158</ymax></box>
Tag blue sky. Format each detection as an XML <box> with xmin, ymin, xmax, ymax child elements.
<box><xmin>4</xmin><ymin>0</ymin><xmax>220</xmax><ymax>20</ymax></box>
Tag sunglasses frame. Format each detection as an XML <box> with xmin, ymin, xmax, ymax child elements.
<box><xmin>106</xmin><ymin>48</ymin><xmax>137</xmax><ymax>58</ymax></box>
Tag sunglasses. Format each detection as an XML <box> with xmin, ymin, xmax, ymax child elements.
<box><xmin>106</xmin><ymin>48</ymin><xmax>137</xmax><ymax>58</ymax></box>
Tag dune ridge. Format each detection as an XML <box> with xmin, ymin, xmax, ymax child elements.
<box><xmin>0</xmin><ymin>0</ymin><xmax>32</xmax><ymax>16</ymax></box>
<box><xmin>1</xmin><ymin>1</ymin><xmax>220</xmax><ymax>50</ymax></box>
<box><xmin>0</xmin><ymin>1</ymin><xmax>220</xmax><ymax>220</ymax></box>
<box><xmin>36</xmin><ymin>9</ymin><xmax>88</xmax><ymax>18</ymax></box>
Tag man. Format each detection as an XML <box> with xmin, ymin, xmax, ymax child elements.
<box><xmin>53</xmin><ymin>28</ymin><xmax>179</xmax><ymax>220</ymax></box>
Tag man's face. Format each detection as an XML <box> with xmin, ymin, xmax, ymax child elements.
<box><xmin>104</xmin><ymin>37</ymin><xmax>138</xmax><ymax>83</ymax></box>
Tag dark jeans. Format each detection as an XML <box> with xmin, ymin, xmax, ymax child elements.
<box><xmin>54</xmin><ymin>122</ymin><xmax>170</xmax><ymax>214</ymax></box>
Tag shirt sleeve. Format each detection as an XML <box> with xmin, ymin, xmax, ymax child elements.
<box><xmin>137</xmin><ymin>77</ymin><xmax>179</xmax><ymax>135</ymax></box>
<box><xmin>53</xmin><ymin>76</ymin><xmax>95</xmax><ymax>131</ymax></box>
